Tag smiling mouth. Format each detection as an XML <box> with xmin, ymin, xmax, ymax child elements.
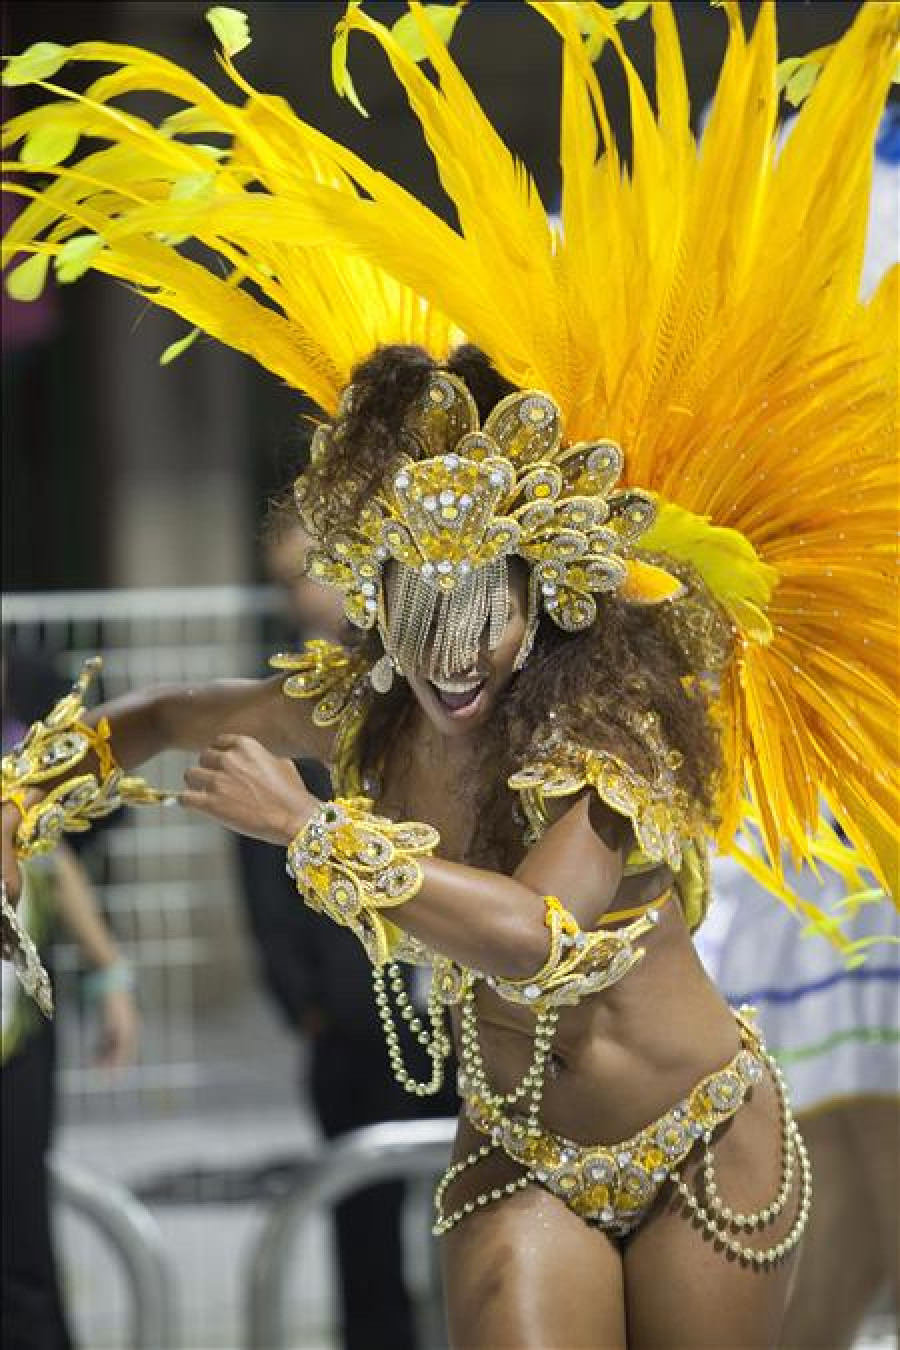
<box><xmin>428</xmin><ymin>677</ymin><xmax>487</xmax><ymax>714</ymax></box>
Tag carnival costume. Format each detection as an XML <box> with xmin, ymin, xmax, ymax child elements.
<box><xmin>2</xmin><ymin>1</ymin><xmax>898</xmax><ymax>1264</ymax></box>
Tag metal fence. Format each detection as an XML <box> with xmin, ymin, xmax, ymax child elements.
<box><xmin>247</xmin><ymin>1118</ymin><xmax>454</xmax><ymax>1350</ymax></box>
<box><xmin>51</xmin><ymin>1154</ymin><xmax>179</xmax><ymax>1350</ymax></box>
<box><xmin>3</xmin><ymin>586</ymin><xmax>289</xmax><ymax>1119</ymax></box>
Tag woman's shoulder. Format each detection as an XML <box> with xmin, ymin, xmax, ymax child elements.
<box><xmin>507</xmin><ymin>713</ymin><xmax>696</xmax><ymax>874</ymax></box>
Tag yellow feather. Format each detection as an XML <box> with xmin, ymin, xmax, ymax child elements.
<box><xmin>638</xmin><ymin>499</ymin><xmax>778</xmax><ymax>638</ymax></box>
<box><xmin>619</xmin><ymin>558</ymin><xmax>684</xmax><ymax>605</ymax></box>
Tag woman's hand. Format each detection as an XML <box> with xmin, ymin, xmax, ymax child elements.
<box><xmin>180</xmin><ymin>734</ymin><xmax>317</xmax><ymax>845</ymax></box>
<box><xmin>96</xmin><ymin>987</ymin><xmax>140</xmax><ymax>1070</ymax></box>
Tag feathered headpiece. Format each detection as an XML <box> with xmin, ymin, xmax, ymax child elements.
<box><xmin>2</xmin><ymin>2</ymin><xmax>898</xmax><ymax>946</ymax></box>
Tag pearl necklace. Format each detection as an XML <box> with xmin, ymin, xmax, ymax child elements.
<box><xmin>458</xmin><ymin>982</ymin><xmax>559</xmax><ymax>1110</ymax></box>
<box><xmin>371</xmin><ymin>961</ymin><xmax>452</xmax><ymax>1096</ymax></box>
<box><xmin>434</xmin><ymin>981</ymin><xmax>560</xmax><ymax>1235</ymax></box>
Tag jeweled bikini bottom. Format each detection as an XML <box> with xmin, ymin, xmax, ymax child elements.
<box><xmin>464</xmin><ymin>1010</ymin><xmax>766</xmax><ymax>1237</ymax></box>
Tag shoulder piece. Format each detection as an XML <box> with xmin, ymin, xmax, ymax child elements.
<box><xmin>508</xmin><ymin>714</ymin><xmax>694</xmax><ymax>872</ymax></box>
<box><xmin>270</xmin><ymin>641</ymin><xmax>372</xmax><ymax>795</ymax></box>
<box><xmin>675</xmin><ymin>839</ymin><xmax>710</xmax><ymax>934</ymax></box>
<box><xmin>270</xmin><ymin>640</ymin><xmax>369</xmax><ymax>726</ymax></box>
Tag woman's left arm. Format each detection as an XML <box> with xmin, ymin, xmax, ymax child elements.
<box><xmin>180</xmin><ymin>736</ymin><xmax>628</xmax><ymax>980</ymax></box>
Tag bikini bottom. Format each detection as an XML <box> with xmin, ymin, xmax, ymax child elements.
<box><xmin>464</xmin><ymin>1010</ymin><xmax>768</xmax><ymax>1238</ymax></box>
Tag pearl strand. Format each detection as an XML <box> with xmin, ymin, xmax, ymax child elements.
<box><xmin>433</xmin><ymin>982</ymin><xmax>559</xmax><ymax>1235</ymax></box>
<box><xmin>433</xmin><ymin>1149</ymin><xmax>532</xmax><ymax>1236</ymax></box>
<box><xmin>701</xmin><ymin>1049</ymin><xmax>796</xmax><ymax>1230</ymax></box>
<box><xmin>669</xmin><ymin>1052</ymin><xmax>813</xmax><ymax>1265</ymax></box>
<box><xmin>459</xmin><ymin>984</ymin><xmax>558</xmax><ymax>1111</ymax></box>
<box><xmin>372</xmin><ymin>962</ymin><xmax>451</xmax><ymax>1097</ymax></box>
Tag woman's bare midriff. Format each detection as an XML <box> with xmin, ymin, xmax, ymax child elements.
<box><xmin>377</xmin><ymin>732</ymin><xmax>742</xmax><ymax>1150</ymax></box>
<box><xmin>464</xmin><ymin>901</ymin><xmax>743</xmax><ymax>1146</ymax></box>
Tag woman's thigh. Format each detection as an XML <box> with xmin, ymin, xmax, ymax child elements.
<box><xmin>441</xmin><ymin>1147</ymin><xmax>626</xmax><ymax>1350</ymax></box>
<box><xmin>623</xmin><ymin>1071</ymin><xmax>799</xmax><ymax>1349</ymax></box>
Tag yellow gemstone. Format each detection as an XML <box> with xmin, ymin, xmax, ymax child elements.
<box><xmin>534</xmin><ymin>483</ymin><xmax>552</xmax><ymax>498</ymax></box>
<box><xmin>691</xmin><ymin>1093</ymin><xmax>711</xmax><ymax>1119</ymax></box>
<box><xmin>442</xmin><ymin>506</ymin><xmax>459</xmax><ymax>520</ymax></box>
<box><xmin>570</xmin><ymin>1183</ymin><xmax>610</xmax><ymax>1217</ymax></box>
<box><xmin>522</xmin><ymin>1135</ymin><xmax>562</xmax><ymax>1169</ymax></box>
<box><xmin>642</xmin><ymin>1147</ymin><xmax>665</xmax><ymax>1170</ymax></box>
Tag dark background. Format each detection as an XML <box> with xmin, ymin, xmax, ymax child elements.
<box><xmin>2</xmin><ymin>1</ymin><xmax>867</xmax><ymax>592</ymax></box>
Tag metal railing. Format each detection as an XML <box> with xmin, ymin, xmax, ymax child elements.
<box><xmin>51</xmin><ymin>1154</ymin><xmax>179</xmax><ymax>1350</ymax></box>
<box><xmin>246</xmin><ymin>1118</ymin><xmax>457</xmax><ymax>1350</ymax></box>
<box><xmin>3</xmin><ymin>586</ymin><xmax>290</xmax><ymax>1117</ymax></box>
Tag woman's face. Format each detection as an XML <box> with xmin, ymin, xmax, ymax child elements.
<box><xmin>387</xmin><ymin>560</ymin><xmax>529</xmax><ymax>738</ymax></box>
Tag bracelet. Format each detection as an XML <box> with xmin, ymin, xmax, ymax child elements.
<box><xmin>2</xmin><ymin>659</ymin><xmax>105</xmax><ymax>789</ymax></box>
<box><xmin>286</xmin><ymin>797</ymin><xmax>439</xmax><ymax>966</ymax></box>
<box><xmin>83</xmin><ymin>961</ymin><xmax>135</xmax><ymax>1002</ymax></box>
<box><xmin>485</xmin><ymin>890</ymin><xmax>673</xmax><ymax>1010</ymax></box>
<box><xmin>1</xmin><ymin>658</ymin><xmax>171</xmax><ymax>859</ymax></box>
<box><xmin>1</xmin><ymin>879</ymin><xmax>54</xmax><ymax>1019</ymax></box>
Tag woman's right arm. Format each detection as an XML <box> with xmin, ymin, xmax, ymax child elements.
<box><xmin>103</xmin><ymin>673</ymin><xmax>335</xmax><ymax>765</ymax></box>
<box><xmin>1</xmin><ymin>672</ymin><xmax>334</xmax><ymax>903</ymax></box>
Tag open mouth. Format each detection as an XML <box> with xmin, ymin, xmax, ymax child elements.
<box><xmin>428</xmin><ymin>677</ymin><xmax>487</xmax><ymax>717</ymax></box>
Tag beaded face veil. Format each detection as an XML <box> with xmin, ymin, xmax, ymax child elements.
<box><xmin>295</xmin><ymin>373</ymin><xmax>683</xmax><ymax>684</ymax></box>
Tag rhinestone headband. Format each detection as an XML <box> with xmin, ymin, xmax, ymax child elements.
<box><xmin>296</xmin><ymin>373</ymin><xmax>681</xmax><ymax>667</ymax></box>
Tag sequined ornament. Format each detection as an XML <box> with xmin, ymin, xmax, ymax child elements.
<box><xmin>298</xmin><ymin>376</ymin><xmax>682</xmax><ymax>670</ymax></box>
<box><xmin>369</xmin><ymin>652</ymin><xmax>396</xmax><ymax>694</ymax></box>
<box><xmin>1</xmin><ymin>659</ymin><xmax>171</xmax><ymax>861</ymax></box>
<box><xmin>440</xmin><ymin>1005</ymin><xmax>812</xmax><ymax>1260</ymax></box>
<box><xmin>286</xmin><ymin>797</ymin><xmax>440</xmax><ymax>967</ymax></box>
<box><xmin>1</xmin><ymin>879</ymin><xmax>54</xmax><ymax>1019</ymax></box>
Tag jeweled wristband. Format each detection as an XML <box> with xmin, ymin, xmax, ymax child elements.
<box><xmin>485</xmin><ymin>890</ymin><xmax>673</xmax><ymax>1009</ymax></box>
<box><xmin>285</xmin><ymin>797</ymin><xmax>439</xmax><ymax>966</ymax></box>
<box><xmin>2</xmin><ymin>660</ymin><xmax>171</xmax><ymax>859</ymax></box>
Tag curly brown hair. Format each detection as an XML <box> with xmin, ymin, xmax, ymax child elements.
<box><xmin>297</xmin><ymin>344</ymin><xmax>722</xmax><ymax>866</ymax></box>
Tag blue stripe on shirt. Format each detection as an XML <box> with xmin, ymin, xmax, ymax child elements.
<box><xmin>726</xmin><ymin>965</ymin><xmax>900</xmax><ymax>1007</ymax></box>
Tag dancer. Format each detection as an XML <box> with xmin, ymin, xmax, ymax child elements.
<box><xmin>2</xmin><ymin>5</ymin><xmax>897</xmax><ymax>1346</ymax></box>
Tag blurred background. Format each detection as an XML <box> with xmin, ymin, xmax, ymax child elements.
<box><xmin>2</xmin><ymin>3</ymin><xmax>897</xmax><ymax>1349</ymax></box>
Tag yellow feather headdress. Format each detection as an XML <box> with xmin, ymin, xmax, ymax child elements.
<box><xmin>2</xmin><ymin>1</ymin><xmax>898</xmax><ymax>944</ymax></box>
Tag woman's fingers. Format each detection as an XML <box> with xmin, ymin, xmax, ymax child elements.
<box><xmin>182</xmin><ymin>765</ymin><xmax>217</xmax><ymax>793</ymax></box>
<box><xmin>209</xmin><ymin>733</ymin><xmax>245</xmax><ymax>752</ymax></box>
<box><xmin>177</xmin><ymin>737</ymin><xmax>310</xmax><ymax>844</ymax></box>
<box><xmin>196</xmin><ymin>746</ymin><xmax>227</xmax><ymax>770</ymax></box>
<box><xmin>180</xmin><ymin>766</ymin><xmax>220</xmax><ymax>813</ymax></box>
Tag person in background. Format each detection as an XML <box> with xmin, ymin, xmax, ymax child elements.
<box><xmin>234</xmin><ymin>504</ymin><xmax>456</xmax><ymax>1350</ymax></box>
<box><xmin>2</xmin><ymin>653</ymin><xmax>139</xmax><ymax>1350</ymax></box>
